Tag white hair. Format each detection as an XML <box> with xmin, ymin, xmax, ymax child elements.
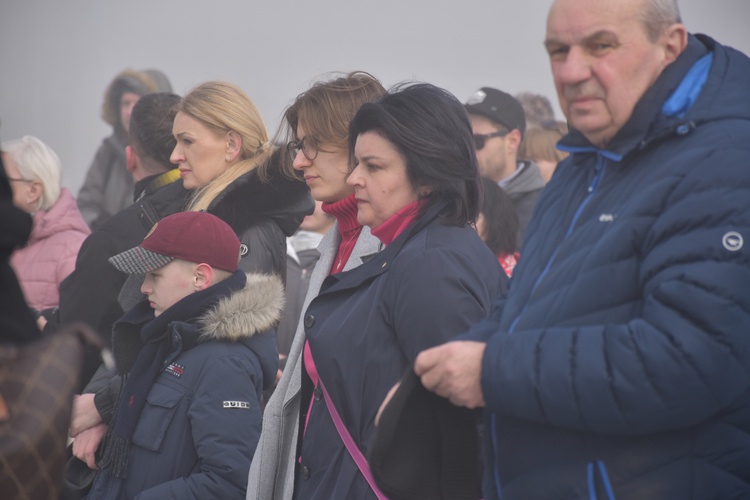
<box><xmin>640</xmin><ymin>0</ymin><xmax>682</xmax><ymax>42</ymax></box>
<box><xmin>2</xmin><ymin>135</ymin><xmax>62</xmax><ymax>211</ymax></box>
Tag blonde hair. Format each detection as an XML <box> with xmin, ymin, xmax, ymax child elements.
<box><xmin>519</xmin><ymin>121</ymin><xmax>569</xmax><ymax>164</ymax></box>
<box><xmin>179</xmin><ymin>81</ymin><xmax>276</xmax><ymax>212</ymax></box>
<box><xmin>2</xmin><ymin>135</ymin><xmax>62</xmax><ymax>211</ymax></box>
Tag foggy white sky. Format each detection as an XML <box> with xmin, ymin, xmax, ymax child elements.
<box><xmin>1</xmin><ymin>0</ymin><xmax>748</xmax><ymax>193</ymax></box>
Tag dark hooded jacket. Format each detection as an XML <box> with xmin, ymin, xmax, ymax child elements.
<box><xmin>86</xmin><ymin>272</ymin><xmax>282</xmax><ymax>500</ymax></box>
<box><xmin>471</xmin><ymin>35</ymin><xmax>750</xmax><ymax>500</ymax></box>
<box><xmin>48</xmin><ymin>173</ymin><xmax>189</xmax><ymax>391</ymax></box>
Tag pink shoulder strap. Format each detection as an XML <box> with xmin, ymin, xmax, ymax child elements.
<box><xmin>304</xmin><ymin>342</ymin><xmax>388</xmax><ymax>499</ymax></box>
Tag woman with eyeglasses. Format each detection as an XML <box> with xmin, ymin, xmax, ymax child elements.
<box><xmin>2</xmin><ymin>135</ymin><xmax>90</xmax><ymax>314</ymax></box>
<box><xmin>247</xmin><ymin>71</ymin><xmax>387</xmax><ymax>499</ymax></box>
<box><xmin>286</xmin><ymin>83</ymin><xmax>505</xmax><ymax>499</ymax></box>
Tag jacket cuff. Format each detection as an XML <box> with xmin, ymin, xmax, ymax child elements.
<box><xmin>94</xmin><ymin>386</ymin><xmax>116</xmax><ymax>424</ymax></box>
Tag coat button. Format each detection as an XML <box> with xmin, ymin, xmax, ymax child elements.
<box><xmin>314</xmin><ymin>387</ymin><xmax>322</xmax><ymax>401</ymax></box>
<box><xmin>304</xmin><ymin>315</ymin><xmax>315</xmax><ymax>328</ymax></box>
<box><xmin>302</xmin><ymin>466</ymin><xmax>310</xmax><ymax>479</ymax></box>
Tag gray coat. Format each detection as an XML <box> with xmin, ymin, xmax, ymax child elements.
<box><xmin>246</xmin><ymin>223</ymin><xmax>381</xmax><ymax>500</ymax></box>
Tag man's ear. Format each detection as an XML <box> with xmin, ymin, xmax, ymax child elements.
<box><xmin>193</xmin><ymin>263</ymin><xmax>215</xmax><ymax>290</ymax></box>
<box><xmin>661</xmin><ymin>23</ymin><xmax>688</xmax><ymax>67</ymax></box>
<box><xmin>126</xmin><ymin>145</ymin><xmax>138</xmax><ymax>176</ymax></box>
<box><xmin>506</xmin><ymin>129</ymin><xmax>523</xmax><ymax>155</ymax></box>
<box><xmin>225</xmin><ymin>131</ymin><xmax>243</xmax><ymax>163</ymax></box>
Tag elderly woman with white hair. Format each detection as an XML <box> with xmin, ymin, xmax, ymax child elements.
<box><xmin>2</xmin><ymin>135</ymin><xmax>90</xmax><ymax>312</ymax></box>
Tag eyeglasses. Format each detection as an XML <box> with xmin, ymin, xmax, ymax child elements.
<box><xmin>6</xmin><ymin>177</ymin><xmax>33</xmax><ymax>183</ymax></box>
<box><xmin>287</xmin><ymin>136</ymin><xmax>318</xmax><ymax>162</ymax></box>
<box><xmin>473</xmin><ymin>130</ymin><xmax>510</xmax><ymax>150</ymax></box>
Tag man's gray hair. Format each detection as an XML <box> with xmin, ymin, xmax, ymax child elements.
<box><xmin>640</xmin><ymin>0</ymin><xmax>682</xmax><ymax>42</ymax></box>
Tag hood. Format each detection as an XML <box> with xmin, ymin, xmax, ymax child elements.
<box><xmin>198</xmin><ymin>272</ymin><xmax>283</xmax><ymax>390</ymax></box>
<box><xmin>502</xmin><ymin>160</ymin><xmax>546</xmax><ymax>196</ymax></box>
<box><xmin>208</xmin><ymin>149</ymin><xmax>314</xmax><ymax>237</ymax></box>
<box><xmin>102</xmin><ymin>69</ymin><xmax>172</xmax><ymax>132</ymax></box>
<box><xmin>198</xmin><ymin>273</ymin><xmax>284</xmax><ymax>342</ymax></box>
<box><xmin>29</xmin><ymin>188</ymin><xmax>90</xmax><ymax>243</ymax></box>
<box><xmin>677</xmin><ymin>34</ymin><xmax>750</xmax><ymax>130</ymax></box>
<box><xmin>558</xmin><ymin>34</ymin><xmax>750</xmax><ymax>159</ymax></box>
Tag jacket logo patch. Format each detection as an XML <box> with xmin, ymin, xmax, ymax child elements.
<box><xmin>723</xmin><ymin>231</ymin><xmax>743</xmax><ymax>252</ymax></box>
<box><xmin>598</xmin><ymin>214</ymin><xmax>615</xmax><ymax>222</ymax></box>
<box><xmin>223</xmin><ymin>401</ymin><xmax>251</xmax><ymax>409</ymax></box>
<box><xmin>165</xmin><ymin>363</ymin><xmax>184</xmax><ymax>378</ymax></box>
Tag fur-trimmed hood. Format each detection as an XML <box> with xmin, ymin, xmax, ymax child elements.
<box><xmin>207</xmin><ymin>149</ymin><xmax>314</xmax><ymax>237</ymax></box>
<box><xmin>112</xmin><ymin>271</ymin><xmax>282</xmax><ymax>380</ymax></box>
<box><xmin>199</xmin><ymin>273</ymin><xmax>284</xmax><ymax>342</ymax></box>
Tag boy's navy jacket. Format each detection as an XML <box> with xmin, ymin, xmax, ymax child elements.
<box><xmin>87</xmin><ymin>271</ymin><xmax>282</xmax><ymax>500</ymax></box>
<box><xmin>470</xmin><ymin>34</ymin><xmax>750</xmax><ymax>499</ymax></box>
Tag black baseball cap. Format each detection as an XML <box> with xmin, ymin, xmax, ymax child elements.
<box><xmin>465</xmin><ymin>87</ymin><xmax>527</xmax><ymax>137</ymax></box>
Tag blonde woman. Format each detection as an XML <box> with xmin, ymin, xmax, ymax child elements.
<box><xmin>171</xmin><ymin>80</ymin><xmax>313</xmax><ymax>278</ymax></box>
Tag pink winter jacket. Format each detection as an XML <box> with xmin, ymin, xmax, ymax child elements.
<box><xmin>10</xmin><ymin>188</ymin><xmax>91</xmax><ymax>311</ymax></box>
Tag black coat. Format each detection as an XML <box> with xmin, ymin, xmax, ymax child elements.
<box><xmin>296</xmin><ymin>203</ymin><xmax>505</xmax><ymax>498</ymax></box>
<box><xmin>206</xmin><ymin>154</ymin><xmax>314</xmax><ymax>282</ymax></box>
<box><xmin>49</xmin><ymin>175</ymin><xmax>190</xmax><ymax>390</ymax></box>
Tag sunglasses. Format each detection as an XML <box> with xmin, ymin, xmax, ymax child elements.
<box><xmin>287</xmin><ymin>136</ymin><xmax>319</xmax><ymax>162</ymax></box>
<box><xmin>473</xmin><ymin>130</ymin><xmax>510</xmax><ymax>150</ymax></box>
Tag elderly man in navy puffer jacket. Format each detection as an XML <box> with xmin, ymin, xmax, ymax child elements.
<box><xmin>409</xmin><ymin>0</ymin><xmax>750</xmax><ymax>498</ymax></box>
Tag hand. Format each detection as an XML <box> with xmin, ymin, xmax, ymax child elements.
<box><xmin>414</xmin><ymin>341</ymin><xmax>486</xmax><ymax>408</ymax></box>
<box><xmin>36</xmin><ymin>315</ymin><xmax>47</xmax><ymax>330</ymax></box>
<box><xmin>72</xmin><ymin>423</ymin><xmax>108</xmax><ymax>469</ymax></box>
<box><xmin>375</xmin><ymin>382</ymin><xmax>401</xmax><ymax>427</ymax></box>
<box><xmin>70</xmin><ymin>393</ymin><xmax>102</xmax><ymax>437</ymax></box>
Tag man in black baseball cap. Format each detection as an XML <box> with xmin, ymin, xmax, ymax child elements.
<box><xmin>465</xmin><ymin>87</ymin><xmax>545</xmax><ymax>241</ymax></box>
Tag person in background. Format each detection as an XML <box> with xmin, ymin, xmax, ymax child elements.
<box><xmin>514</xmin><ymin>91</ymin><xmax>556</xmax><ymax>129</ymax></box>
<box><xmin>291</xmin><ymin>83</ymin><xmax>504</xmax><ymax>499</ymax></box>
<box><xmin>410</xmin><ymin>0</ymin><xmax>750</xmax><ymax>497</ymax></box>
<box><xmin>3</xmin><ymin>135</ymin><xmax>90</xmax><ymax>314</ymax></box>
<box><xmin>476</xmin><ymin>177</ymin><xmax>520</xmax><ymax>277</ymax></box>
<box><xmin>85</xmin><ymin>211</ymin><xmax>282</xmax><ymax>499</ymax></box>
<box><xmin>465</xmin><ymin>87</ymin><xmax>545</xmax><ymax>242</ymax></box>
<box><xmin>277</xmin><ymin>200</ymin><xmax>335</xmax><ymax>361</ymax></box>
<box><xmin>247</xmin><ymin>71</ymin><xmax>386</xmax><ymax>499</ymax></box>
<box><xmin>77</xmin><ymin>69</ymin><xmax>172</xmax><ymax>230</ymax></box>
<box><xmin>519</xmin><ymin>120</ymin><xmax>569</xmax><ymax>183</ymax></box>
<box><xmin>44</xmin><ymin>92</ymin><xmax>187</xmax><ymax>395</ymax></box>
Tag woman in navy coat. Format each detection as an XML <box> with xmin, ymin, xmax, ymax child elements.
<box><xmin>293</xmin><ymin>83</ymin><xmax>506</xmax><ymax>499</ymax></box>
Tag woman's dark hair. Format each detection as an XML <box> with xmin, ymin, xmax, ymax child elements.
<box><xmin>348</xmin><ymin>82</ymin><xmax>480</xmax><ymax>226</ymax></box>
<box><xmin>479</xmin><ymin>177</ymin><xmax>519</xmax><ymax>255</ymax></box>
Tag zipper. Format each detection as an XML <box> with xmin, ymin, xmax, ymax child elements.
<box><xmin>587</xmin><ymin>460</ymin><xmax>616</xmax><ymax>500</ymax></box>
<box><xmin>490</xmin><ymin>153</ymin><xmax>609</xmax><ymax>500</ymax></box>
<box><xmin>507</xmin><ymin>154</ymin><xmax>609</xmax><ymax>335</ymax></box>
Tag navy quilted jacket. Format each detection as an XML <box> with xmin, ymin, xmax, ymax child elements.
<box><xmin>474</xmin><ymin>35</ymin><xmax>750</xmax><ymax>500</ymax></box>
